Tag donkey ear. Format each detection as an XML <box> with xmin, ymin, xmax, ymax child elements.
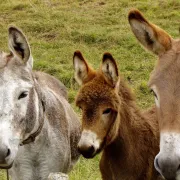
<box><xmin>73</xmin><ymin>51</ymin><xmax>95</xmax><ymax>85</ymax></box>
<box><xmin>128</xmin><ymin>9</ymin><xmax>172</xmax><ymax>55</ymax></box>
<box><xmin>8</xmin><ymin>26</ymin><xmax>33</xmax><ymax>68</ymax></box>
<box><xmin>101</xmin><ymin>53</ymin><xmax>119</xmax><ymax>87</ymax></box>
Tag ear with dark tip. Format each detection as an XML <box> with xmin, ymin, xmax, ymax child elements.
<box><xmin>73</xmin><ymin>50</ymin><xmax>96</xmax><ymax>85</ymax></box>
<box><xmin>101</xmin><ymin>53</ymin><xmax>119</xmax><ymax>87</ymax></box>
<box><xmin>128</xmin><ymin>9</ymin><xmax>172</xmax><ymax>55</ymax></box>
<box><xmin>8</xmin><ymin>26</ymin><xmax>33</xmax><ymax>68</ymax></box>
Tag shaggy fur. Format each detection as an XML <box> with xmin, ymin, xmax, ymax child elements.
<box><xmin>74</xmin><ymin>51</ymin><xmax>162</xmax><ymax>180</ymax></box>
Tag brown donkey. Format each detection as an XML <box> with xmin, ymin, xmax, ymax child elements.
<box><xmin>73</xmin><ymin>51</ymin><xmax>162</xmax><ymax>180</ymax></box>
<box><xmin>129</xmin><ymin>9</ymin><xmax>180</xmax><ymax>180</ymax></box>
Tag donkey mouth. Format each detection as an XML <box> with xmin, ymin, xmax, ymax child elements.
<box><xmin>80</xmin><ymin>149</ymin><xmax>97</xmax><ymax>159</ymax></box>
<box><xmin>80</xmin><ymin>147</ymin><xmax>102</xmax><ymax>159</ymax></box>
<box><xmin>82</xmin><ymin>153</ymin><xmax>96</xmax><ymax>159</ymax></box>
<box><xmin>163</xmin><ymin>173</ymin><xmax>179</xmax><ymax>180</ymax></box>
<box><xmin>0</xmin><ymin>161</ymin><xmax>14</xmax><ymax>169</ymax></box>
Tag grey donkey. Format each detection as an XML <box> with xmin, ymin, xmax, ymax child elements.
<box><xmin>0</xmin><ymin>27</ymin><xmax>81</xmax><ymax>180</ymax></box>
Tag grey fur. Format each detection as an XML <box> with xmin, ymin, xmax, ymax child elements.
<box><xmin>0</xmin><ymin>27</ymin><xmax>81</xmax><ymax>180</ymax></box>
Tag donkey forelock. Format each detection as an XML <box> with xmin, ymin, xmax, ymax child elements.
<box><xmin>76</xmin><ymin>75</ymin><xmax>119</xmax><ymax>111</ymax></box>
<box><xmin>129</xmin><ymin>9</ymin><xmax>180</xmax><ymax>180</ymax></box>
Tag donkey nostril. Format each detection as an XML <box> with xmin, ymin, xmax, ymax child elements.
<box><xmin>6</xmin><ymin>148</ymin><xmax>11</xmax><ymax>157</ymax></box>
<box><xmin>178</xmin><ymin>164</ymin><xmax>180</xmax><ymax>171</ymax></box>
<box><xmin>88</xmin><ymin>145</ymin><xmax>95</xmax><ymax>154</ymax></box>
<box><xmin>155</xmin><ymin>158</ymin><xmax>160</xmax><ymax>169</ymax></box>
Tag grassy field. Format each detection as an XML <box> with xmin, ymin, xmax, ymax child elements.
<box><xmin>0</xmin><ymin>0</ymin><xmax>179</xmax><ymax>179</ymax></box>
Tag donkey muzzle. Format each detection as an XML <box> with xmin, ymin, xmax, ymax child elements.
<box><xmin>155</xmin><ymin>155</ymin><xmax>180</xmax><ymax>180</ymax></box>
<box><xmin>78</xmin><ymin>144</ymin><xmax>95</xmax><ymax>159</ymax></box>
<box><xmin>0</xmin><ymin>143</ymin><xmax>12</xmax><ymax>169</ymax></box>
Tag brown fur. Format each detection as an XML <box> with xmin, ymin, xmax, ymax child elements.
<box><xmin>74</xmin><ymin>51</ymin><xmax>162</xmax><ymax>180</ymax></box>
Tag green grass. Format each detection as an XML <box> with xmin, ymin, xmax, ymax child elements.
<box><xmin>0</xmin><ymin>0</ymin><xmax>179</xmax><ymax>179</ymax></box>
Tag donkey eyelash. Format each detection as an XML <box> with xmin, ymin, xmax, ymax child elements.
<box><xmin>103</xmin><ymin>108</ymin><xmax>112</xmax><ymax>114</ymax></box>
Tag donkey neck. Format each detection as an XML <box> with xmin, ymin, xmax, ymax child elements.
<box><xmin>119</xmin><ymin>80</ymin><xmax>145</xmax><ymax>137</ymax></box>
<box><xmin>105</xmin><ymin>79</ymin><xmax>159</xmax><ymax>173</ymax></box>
<box><xmin>119</xmin><ymin>80</ymin><xmax>157</xmax><ymax>147</ymax></box>
<box><xmin>102</xmin><ymin>80</ymin><xmax>159</xmax><ymax>179</ymax></box>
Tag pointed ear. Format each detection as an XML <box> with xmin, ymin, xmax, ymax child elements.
<box><xmin>8</xmin><ymin>26</ymin><xmax>33</xmax><ymax>68</ymax></box>
<box><xmin>128</xmin><ymin>9</ymin><xmax>172</xmax><ymax>55</ymax></box>
<box><xmin>73</xmin><ymin>51</ymin><xmax>96</xmax><ymax>85</ymax></box>
<box><xmin>101</xmin><ymin>53</ymin><xmax>119</xmax><ymax>87</ymax></box>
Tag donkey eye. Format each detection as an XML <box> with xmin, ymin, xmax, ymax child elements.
<box><xmin>78</xmin><ymin>105</ymin><xmax>82</xmax><ymax>111</ymax></box>
<box><xmin>18</xmin><ymin>91</ymin><xmax>28</xmax><ymax>100</ymax></box>
<box><xmin>150</xmin><ymin>89</ymin><xmax>158</xmax><ymax>99</ymax></box>
<box><xmin>103</xmin><ymin>108</ymin><xmax>112</xmax><ymax>114</ymax></box>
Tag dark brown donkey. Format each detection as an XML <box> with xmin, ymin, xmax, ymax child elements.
<box><xmin>73</xmin><ymin>51</ymin><xmax>162</xmax><ymax>180</ymax></box>
<box><xmin>129</xmin><ymin>9</ymin><xmax>180</xmax><ymax>180</ymax></box>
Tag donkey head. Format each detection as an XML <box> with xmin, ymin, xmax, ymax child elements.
<box><xmin>0</xmin><ymin>27</ymin><xmax>43</xmax><ymax>169</ymax></box>
<box><xmin>74</xmin><ymin>51</ymin><xmax>120</xmax><ymax>158</ymax></box>
<box><xmin>129</xmin><ymin>9</ymin><xmax>180</xmax><ymax>179</ymax></box>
